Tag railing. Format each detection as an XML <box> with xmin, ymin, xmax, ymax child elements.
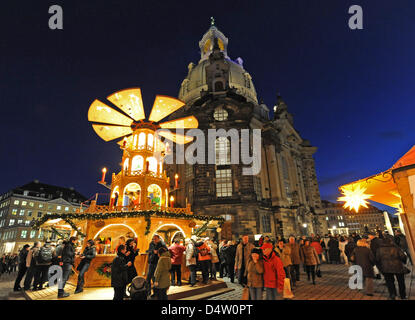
<box><xmin>80</xmin><ymin>202</ymin><xmax>192</xmax><ymax>215</ymax></box>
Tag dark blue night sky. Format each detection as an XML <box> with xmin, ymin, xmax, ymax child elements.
<box><xmin>1</xmin><ymin>1</ymin><xmax>414</xmax><ymax>211</ymax></box>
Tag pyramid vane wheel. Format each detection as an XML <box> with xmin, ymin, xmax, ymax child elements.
<box><xmin>87</xmin><ymin>88</ymin><xmax>199</xmax><ymax>144</ymax></box>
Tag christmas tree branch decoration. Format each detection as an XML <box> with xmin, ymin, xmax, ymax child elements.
<box><xmin>192</xmin><ymin>221</ymin><xmax>210</xmax><ymax>236</ymax></box>
<box><xmin>50</xmin><ymin>226</ymin><xmax>65</xmax><ymax>239</ymax></box>
<box><xmin>144</xmin><ymin>215</ymin><xmax>151</xmax><ymax>235</ymax></box>
<box><xmin>64</xmin><ymin>219</ymin><xmax>86</xmax><ymax>238</ymax></box>
<box><xmin>32</xmin><ymin>210</ymin><xmax>225</xmax><ymax>231</ymax></box>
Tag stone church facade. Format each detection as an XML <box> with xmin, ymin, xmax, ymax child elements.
<box><xmin>166</xmin><ymin>23</ymin><xmax>325</xmax><ymax>240</ymax></box>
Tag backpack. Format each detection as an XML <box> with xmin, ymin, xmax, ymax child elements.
<box><xmin>199</xmin><ymin>246</ymin><xmax>209</xmax><ymax>257</ymax></box>
<box><xmin>37</xmin><ymin>246</ymin><xmax>53</xmax><ymax>264</ymax></box>
<box><xmin>127</xmin><ymin>276</ymin><xmax>148</xmax><ymax>300</ymax></box>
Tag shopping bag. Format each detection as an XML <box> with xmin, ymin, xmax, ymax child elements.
<box><xmin>242</xmin><ymin>286</ymin><xmax>250</xmax><ymax>300</ymax></box>
<box><xmin>316</xmin><ymin>265</ymin><xmax>322</xmax><ymax>278</ymax></box>
<box><xmin>283</xmin><ymin>278</ymin><xmax>294</xmax><ymax>299</ymax></box>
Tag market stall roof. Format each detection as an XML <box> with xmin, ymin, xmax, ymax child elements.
<box><xmin>338</xmin><ymin>145</ymin><xmax>415</xmax><ymax>209</ymax></box>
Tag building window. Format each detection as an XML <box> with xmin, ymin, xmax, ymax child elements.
<box><xmin>253</xmin><ymin>176</ymin><xmax>262</xmax><ymax>200</ymax></box>
<box><xmin>17</xmin><ymin>219</ymin><xmax>23</xmax><ymax>225</ymax></box>
<box><xmin>48</xmin><ymin>204</ymin><xmax>53</xmax><ymax>210</ymax></box>
<box><xmin>29</xmin><ymin>202</ymin><xmax>34</xmax><ymax>207</ymax></box>
<box><xmin>216</xmin><ymin>169</ymin><xmax>232</xmax><ymax>197</ymax></box>
<box><xmin>215</xmin><ymin>137</ymin><xmax>231</xmax><ymax>165</ymax></box>
<box><xmin>19</xmin><ymin>209</ymin><xmax>25</xmax><ymax>216</ymax></box>
<box><xmin>57</xmin><ymin>206</ymin><xmax>61</xmax><ymax>210</ymax></box>
<box><xmin>13</xmin><ymin>200</ymin><xmax>19</xmax><ymax>205</ymax></box>
<box><xmin>30</xmin><ymin>230</ymin><xmax>36</xmax><ymax>238</ymax></box>
<box><xmin>281</xmin><ymin>156</ymin><xmax>291</xmax><ymax>197</ymax></box>
<box><xmin>25</xmin><ymin>221</ymin><xmax>31</xmax><ymax>226</ymax></box>
<box><xmin>213</xmin><ymin>107</ymin><xmax>228</xmax><ymax>121</ymax></box>
<box><xmin>65</xmin><ymin>207</ymin><xmax>69</xmax><ymax>211</ymax></box>
<box><xmin>9</xmin><ymin>219</ymin><xmax>15</xmax><ymax>226</ymax></box>
<box><xmin>39</xmin><ymin>203</ymin><xmax>44</xmax><ymax>208</ymax></box>
<box><xmin>12</xmin><ymin>209</ymin><xmax>17</xmax><ymax>215</ymax></box>
<box><xmin>185</xmin><ymin>164</ymin><xmax>194</xmax><ymax>179</ymax></box>
<box><xmin>38</xmin><ymin>231</ymin><xmax>44</xmax><ymax>239</ymax></box>
<box><xmin>27</xmin><ymin>211</ymin><xmax>32</xmax><ymax>217</ymax></box>
<box><xmin>22</xmin><ymin>201</ymin><xmax>27</xmax><ymax>206</ymax></box>
<box><xmin>262</xmin><ymin>215</ymin><xmax>271</xmax><ymax>233</ymax></box>
<box><xmin>37</xmin><ymin>212</ymin><xmax>42</xmax><ymax>218</ymax></box>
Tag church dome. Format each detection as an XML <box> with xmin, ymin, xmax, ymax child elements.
<box><xmin>178</xmin><ymin>21</ymin><xmax>258</xmax><ymax>105</ymax></box>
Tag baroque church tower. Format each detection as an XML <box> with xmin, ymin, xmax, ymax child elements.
<box><xmin>167</xmin><ymin>20</ymin><xmax>325</xmax><ymax>239</ymax></box>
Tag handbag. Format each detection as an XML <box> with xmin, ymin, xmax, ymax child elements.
<box><xmin>242</xmin><ymin>286</ymin><xmax>250</xmax><ymax>300</ymax></box>
<box><xmin>316</xmin><ymin>265</ymin><xmax>322</xmax><ymax>278</ymax></box>
<box><xmin>403</xmin><ymin>266</ymin><xmax>411</xmax><ymax>274</ymax></box>
<box><xmin>283</xmin><ymin>278</ymin><xmax>294</xmax><ymax>299</ymax></box>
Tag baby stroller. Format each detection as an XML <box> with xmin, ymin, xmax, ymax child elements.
<box><xmin>127</xmin><ymin>276</ymin><xmax>148</xmax><ymax>300</ymax></box>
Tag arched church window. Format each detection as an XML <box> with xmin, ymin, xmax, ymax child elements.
<box><xmin>133</xmin><ymin>135</ymin><xmax>138</xmax><ymax>149</ymax></box>
<box><xmin>213</xmin><ymin>107</ymin><xmax>228</xmax><ymax>121</ymax></box>
<box><xmin>215</xmin><ymin>137</ymin><xmax>231</xmax><ymax>165</ymax></box>
<box><xmin>214</xmin><ymin>81</ymin><xmax>224</xmax><ymax>92</ymax></box>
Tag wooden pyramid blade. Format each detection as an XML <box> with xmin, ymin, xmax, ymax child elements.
<box><xmin>88</xmin><ymin>99</ymin><xmax>133</xmax><ymax>126</ymax></box>
<box><xmin>159</xmin><ymin>115</ymin><xmax>199</xmax><ymax>129</ymax></box>
<box><xmin>148</xmin><ymin>95</ymin><xmax>186</xmax><ymax>123</ymax></box>
<box><xmin>107</xmin><ymin>88</ymin><xmax>146</xmax><ymax>121</ymax></box>
<box><xmin>92</xmin><ymin>124</ymin><xmax>133</xmax><ymax>142</ymax></box>
<box><xmin>158</xmin><ymin>130</ymin><xmax>194</xmax><ymax>144</ymax></box>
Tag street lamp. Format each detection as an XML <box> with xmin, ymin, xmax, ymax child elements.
<box><xmin>302</xmin><ymin>223</ymin><xmax>307</xmax><ymax>228</ymax></box>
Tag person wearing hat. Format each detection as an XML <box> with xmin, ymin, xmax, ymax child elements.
<box><xmin>261</xmin><ymin>242</ymin><xmax>285</xmax><ymax>300</ymax></box>
<box><xmin>244</xmin><ymin>248</ymin><xmax>264</xmax><ymax>300</ymax></box>
<box><xmin>13</xmin><ymin>244</ymin><xmax>30</xmax><ymax>291</ymax></box>
<box><xmin>74</xmin><ymin>239</ymin><xmax>96</xmax><ymax>294</ymax></box>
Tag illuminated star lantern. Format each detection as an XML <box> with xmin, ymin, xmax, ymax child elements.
<box><xmin>337</xmin><ymin>184</ymin><xmax>373</xmax><ymax>213</ymax></box>
<box><xmin>87</xmin><ymin>88</ymin><xmax>198</xmax><ymax>144</ymax></box>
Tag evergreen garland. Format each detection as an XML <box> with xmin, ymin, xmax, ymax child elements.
<box><xmin>32</xmin><ymin>210</ymin><xmax>225</xmax><ymax>231</ymax></box>
<box><xmin>192</xmin><ymin>221</ymin><xmax>210</xmax><ymax>236</ymax></box>
<box><xmin>144</xmin><ymin>215</ymin><xmax>151</xmax><ymax>235</ymax></box>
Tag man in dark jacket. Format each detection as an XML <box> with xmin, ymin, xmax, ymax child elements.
<box><xmin>145</xmin><ymin>235</ymin><xmax>167</xmax><ymax>290</ymax></box>
<box><xmin>368</xmin><ymin>232</ymin><xmax>383</xmax><ymax>279</ymax></box>
<box><xmin>376</xmin><ymin>237</ymin><xmax>408</xmax><ymax>300</ymax></box>
<box><xmin>13</xmin><ymin>244</ymin><xmax>30</xmax><ymax>291</ymax></box>
<box><xmin>75</xmin><ymin>239</ymin><xmax>96</xmax><ymax>294</ymax></box>
<box><xmin>222</xmin><ymin>241</ymin><xmax>236</xmax><ymax>283</ymax></box>
<box><xmin>58</xmin><ymin>236</ymin><xmax>77</xmax><ymax>298</ymax></box>
<box><xmin>23</xmin><ymin>242</ymin><xmax>40</xmax><ymax>290</ymax></box>
<box><xmin>111</xmin><ymin>244</ymin><xmax>132</xmax><ymax>300</ymax></box>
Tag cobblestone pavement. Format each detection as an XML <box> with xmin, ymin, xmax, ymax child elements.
<box><xmin>208</xmin><ymin>263</ymin><xmax>415</xmax><ymax>300</ymax></box>
<box><xmin>1</xmin><ymin>263</ymin><xmax>413</xmax><ymax>300</ymax></box>
<box><xmin>0</xmin><ymin>271</ymin><xmax>25</xmax><ymax>300</ymax></box>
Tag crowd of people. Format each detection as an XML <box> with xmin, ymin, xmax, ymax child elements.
<box><xmin>8</xmin><ymin>237</ymin><xmax>96</xmax><ymax>298</ymax></box>
<box><xmin>3</xmin><ymin>228</ymin><xmax>412</xmax><ymax>301</ymax></box>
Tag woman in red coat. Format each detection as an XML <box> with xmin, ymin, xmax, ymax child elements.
<box><xmin>261</xmin><ymin>243</ymin><xmax>285</xmax><ymax>300</ymax></box>
<box><xmin>310</xmin><ymin>238</ymin><xmax>323</xmax><ymax>262</ymax></box>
